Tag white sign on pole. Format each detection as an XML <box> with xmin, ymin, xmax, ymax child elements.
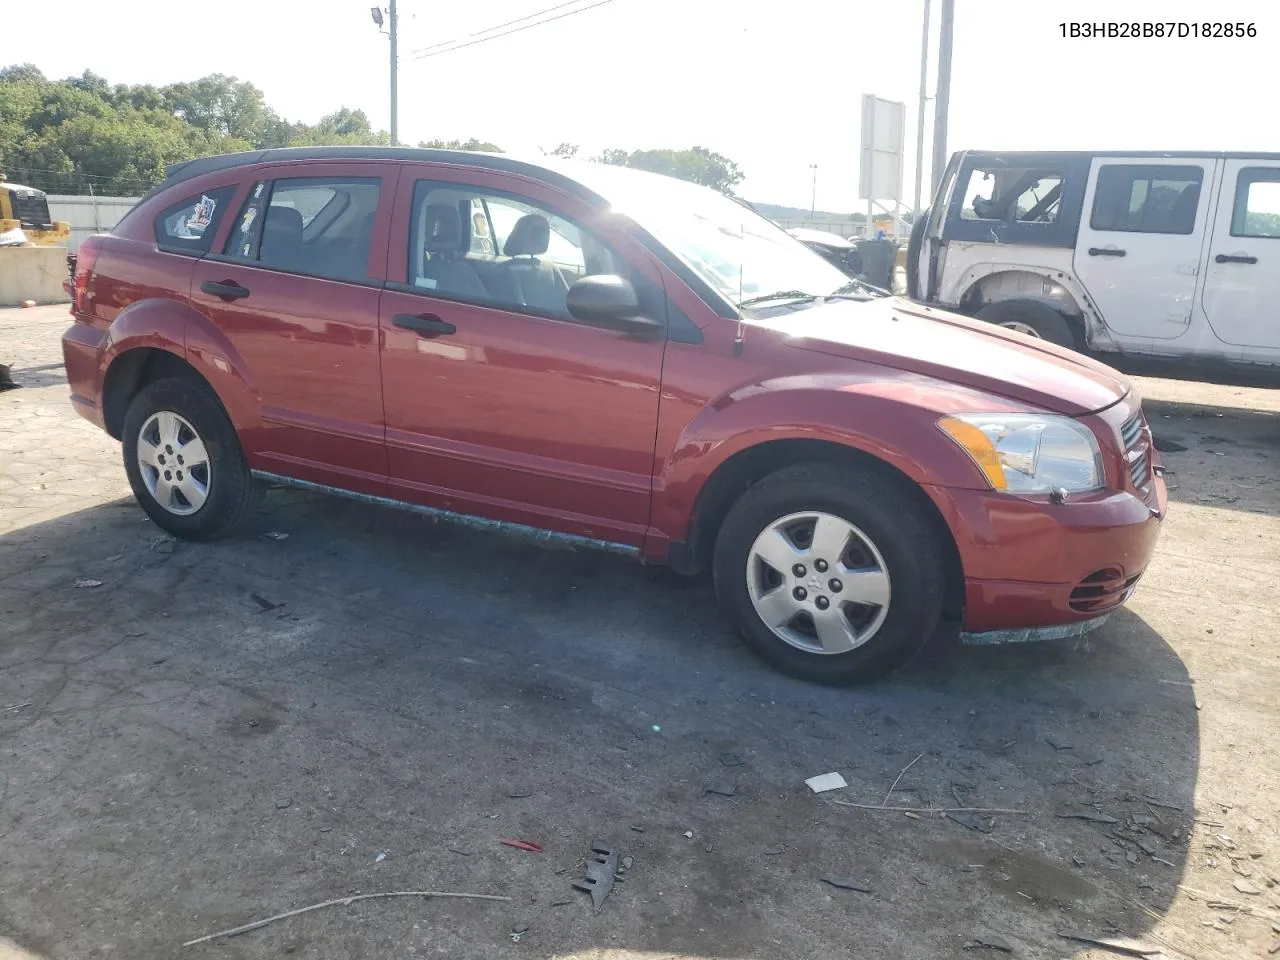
<box><xmin>858</xmin><ymin>94</ymin><xmax>906</xmax><ymax>202</ymax></box>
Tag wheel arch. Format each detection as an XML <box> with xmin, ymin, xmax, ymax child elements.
<box><xmin>102</xmin><ymin>348</ymin><xmax>222</xmax><ymax>440</ymax></box>
<box><xmin>669</xmin><ymin>438</ymin><xmax>965</xmax><ymax>618</ymax></box>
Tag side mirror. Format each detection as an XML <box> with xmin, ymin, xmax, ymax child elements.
<box><xmin>565</xmin><ymin>274</ymin><xmax>662</xmax><ymax>337</ymax></box>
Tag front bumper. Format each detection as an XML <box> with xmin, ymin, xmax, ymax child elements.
<box><xmin>926</xmin><ymin>473</ymin><xmax>1167</xmax><ymax>634</ymax></box>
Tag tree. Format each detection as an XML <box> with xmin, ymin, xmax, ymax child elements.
<box><xmin>0</xmin><ymin>68</ymin><xmax>390</xmax><ymax>194</ymax></box>
<box><xmin>549</xmin><ymin>142</ymin><xmax>578</xmax><ymax>158</ymax></box>
<box><xmin>419</xmin><ymin>138</ymin><xmax>502</xmax><ymax>152</ymax></box>
<box><xmin>289</xmin><ymin>108</ymin><xmax>388</xmax><ymax>147</ymax></box>
<box><xmin>596</xmin><ymin>146</ymin><xmax>744</xmax><ymax>194</ymax></box>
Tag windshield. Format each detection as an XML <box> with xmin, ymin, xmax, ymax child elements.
<box><xmin>562</xmin><ymin>161</ymin><xmax>854</xmax><ymax>307</ymax></box>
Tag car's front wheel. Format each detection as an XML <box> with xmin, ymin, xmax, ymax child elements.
<box><xmin>121</xmin><ymin>376</ymin><xmax>262</xmax><ymax>540</ymax></box>
<box><xmin>713</xmin><ymin>462</ymin><xmax>945</xmax><ymax>684</ymax></box>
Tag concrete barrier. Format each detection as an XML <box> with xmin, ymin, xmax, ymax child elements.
<box><xmin>0</xmin><ymin>247</ymin><xmax>70</xmax><ymax>306</ymax></box>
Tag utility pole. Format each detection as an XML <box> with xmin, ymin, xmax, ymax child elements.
<box><xmin>810</xmin><ymin>163</ymin><xmax>818</xmax><ymax>216</ymax></box>
<box><xmin>930</xmin><ymin>0</ymin><xmax>954</xmax><ymax>195</ymax></box>
<box><xmin>389</xmin><ymin>0</ymin><xmax>399</xmax><ymax>146</ymax></box>
<box><xmin>913</xmin><ymin>0</ymin><xmax>931</xmax><ymax>216</ymax></box>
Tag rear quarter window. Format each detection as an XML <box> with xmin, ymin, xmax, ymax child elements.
<box><xmin>154</xmin><ymin>185</ymin><xmax>238</xmax><ymax>255</ymax></box>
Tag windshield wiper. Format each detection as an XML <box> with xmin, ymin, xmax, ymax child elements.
<box><xmin>737</xmin><ymin>290</ymin><xmax>817</xmax><ymax>308</ymax></box>
<box><xmin>832</xmin><ymin>277</ymin><xmax>891</xmax><ymax>299</ymax></box>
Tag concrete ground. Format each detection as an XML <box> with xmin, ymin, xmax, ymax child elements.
<box><xmin>2</xmin><ymin>303</ymin><xmax>1279</xmax><ymax>960</ymax></box>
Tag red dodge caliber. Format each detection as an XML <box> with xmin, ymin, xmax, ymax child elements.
<box><xmin>62</xmin><ymin>147</ymin><xmax>1167</xmax><ymax>683</ymax></box>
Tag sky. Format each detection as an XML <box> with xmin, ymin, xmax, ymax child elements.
<box><xmin>7</xmin><ymin>0</ymin><xmax>1277</xmax><ymax>211</ymax></box>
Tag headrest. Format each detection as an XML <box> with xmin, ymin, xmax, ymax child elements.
<box><xmin>424</xmin><ymin>204</ymin><xmax>463</xmax><ymax>253</ymax></box>
<box><xmin>503</xmin><ymin>214</ymin><xmax>550</xmax><ymax>257</ymax></box>
<box><xmin>262</xmin><ymin>205</ymin><xmax>304</xmax><ymax>242</ymax></box>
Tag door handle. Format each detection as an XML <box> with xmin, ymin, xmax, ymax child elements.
<box><xmin>200</xmin><ymin>280</ymin><xmax>251</xmax><ymax>301</ymax></box>
<box><xmin>1215</xmin><ymin>253</ymin><xmax>1258</xmax><ymax>264</ymax></box>
<box><xmin>392</xmin><ymin>313</ymin><xmax>456</xmax><ymax>336</ymax></box>
<box><xmin>1087</xmin><ymin>247</ymin><xmax>1126</xmax><ymax>257</ymax></box>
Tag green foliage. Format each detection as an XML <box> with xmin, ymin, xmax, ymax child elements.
<box><xmin>0</xmin><ymin>65</ymin><xmax>391</xmax><ymax>194</ymax></box>
<box><xmin>418</xmin><ymin>138</ymin><xmax>502</xmax><ymax>152</ymax></box>
<box><xmin>596</xmin><ymin>145</ymin><xmax>744</xmax><ymax>194</ymax></box>
<box><xmin>549</xmin><ymin>142</ymin><xmax>578</xmax><ymax>158</ymax></box>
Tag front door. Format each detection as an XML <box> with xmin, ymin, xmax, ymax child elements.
<box><xmin>1201</xmin><ymin>159</ymin><xmax>1280</xmax><ymax>350</ymax></box>
<box><xmin>191</xmin><ymin>162</ymin><xmax>398</xmax><ymax>495</ymax></box>
<box><xmin>1073</xmin><ymin>157</ymin><xmax>1213</xmax><ymax>341</ymax></box>
<box><xmin>377</xmin><ymin>167</ymin><xmax>668</xmax><ymax>547</ymax></box>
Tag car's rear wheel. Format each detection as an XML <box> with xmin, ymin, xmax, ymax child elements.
<box><xmin>121</xmin><ymin>377</ymin><xmax>262</xmax><ymax>540</ymax></box>
<box><xmin>976</xmin><ymin>299</ymin><xmax>1077</xmax><ymax>349</ymax></box>
<box><xmin>713</xmin><ymin>462</ymin><xmax>945</xmax><ymax>685</ymax></box>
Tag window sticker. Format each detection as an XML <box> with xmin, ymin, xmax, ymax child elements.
<box><xmin>240</xmin><ymin>206</ymin><xmax>258</xmax><ymax>234</ymax></box>
<box><xmin>186</xmin><ymin>194</ymin><xmax>217</xmax><ymax>233</ymax></box>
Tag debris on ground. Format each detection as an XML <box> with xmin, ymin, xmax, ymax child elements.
<box><xmin>507</xmin><ymin>788</ymin><xmax>532</xmax><ymax>799</ymax></box>
<box><xmin>704</xmin><ymin>781</ymin><xmax>737</xmax><ymax>798</ymax></box>
<box><xmin>250</xmin><ymin>593</ymin><xmax>284</xmax><ymax>613</ymax></box>
<box><xmin>499</xmin><ymin>839</ymin><xmax>542</xmax><ymax>853</ymax></box>
<box><xmin>947</xmin><ymin>812</ymin><xmax>993</xmax><ymax>833</ymax></box>
<box><xmin>262</xmin><ymin>531</ymin><xmax>289</xmax><ymax>541</ymax></box>
<box><xmin>74</xmin><ymin>578</ymin><xmax>103</xmax><ymax>588</ymax></box>
<box><xmin>882</xmin><ymin>753</ymin><xmax>923</xmax><ymax>804</ymax></box>
<box><xmin>805</xmin><ymin>772</ymin><xmax>848</xmax><ymax>793</ymax></box>
<box><xmin>572</xmin><ymin>841</ymin><xmax>619</xmax><ymax>911</ymax></box>
<box><xmin>719</xmin><ymin>752</ymin><xmax>744</xmax><ymax>767</ymax></box>
<box><xmin>182</xmin><ymin>889</ymin><xmax>511</xmax><ymax>946</ymax></box>
<box><xmin>964</xmin><ymin>933</ymin><xmax>1012</xmax><ymax>952</ymax></box>
<box><xmin>374</xmin><ymin>852</ymin><xmax>386</xmax><ymax>863</ymax></box>
<box><xmin>820</xmin><ymin>875</ymin><xmax>872</xmax><ymax>893</ymax></box>
<box><xmin>629</xmin><ymin>825</ymin><xmax>645</xmax><ymax>833</ymax></box>
<box><xmin>682</xmin><ymin>831</ymin><xmax>693</xmax><ymax>839</ymax></box>
<box><xmin>1056</xmin><ymin>929</ymin><xmax>1162</xmax><ymax>956</ymax></box>
<box><xmin>274</xmin><ymin>798</ymin><xmax>291</xmax><ymax>809</ymax></box>
<box><xmin>1056</xmin><ymin>811</ymin><xmax>1120</xmax><ymax>824</ymax></box>
<box><xmin>1234</xmin><ymin>877</ymin><xmax>1262</xmax><ymax>895</ymax></box>
<box><xmin>509</xmin><ymin>924</ymin><xmax>529</xmax><ymax>943</ymax></box>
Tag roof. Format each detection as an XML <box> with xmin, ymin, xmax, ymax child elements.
<box><xmin>960</xmin><ymin>149</ymin><xmax>1280</xmax><ymax>162</ymax></box>
<box><xmin>162</xmin><ymin>146</ymin><xmax>606</xmax><ymax>206</ymax></box>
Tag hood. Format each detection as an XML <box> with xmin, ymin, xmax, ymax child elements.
<box><xmin>752</xmin><ymin>298</ymin><xmax>1129</xmax><ymax>416</ymax></box>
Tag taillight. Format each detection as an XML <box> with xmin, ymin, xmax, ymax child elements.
<box><xmin>70</xmin><ymin>235</ymin><xmax>102</xmax><ymax>317</ymax></box>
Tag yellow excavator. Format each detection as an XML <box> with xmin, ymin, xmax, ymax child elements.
<box><xmin>0</xmin><ymin>172</ymin><xmax>70</xmax><ymax>246</ymax></box>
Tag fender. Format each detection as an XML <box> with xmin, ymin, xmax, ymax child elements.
<box><xmin>99</xmin><ymin>296</ymin><xmax>263</xmax><ymax>431</ymax></box>
<box><xmin>648</xmin><ymin>371</ymin><xmax>1025</xmax><ymax>546</ymax></box>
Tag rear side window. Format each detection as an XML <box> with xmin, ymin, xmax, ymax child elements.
<box><xmin>223</xmin><ymin>176</ymin><xmax>381</xmax><ymax>283</ymax></box>
<box><xmin>154</xmin><ymin>185</ymin><xmax>237</xmax><ymax>254</ymax></box>
<box><xmin>1230</xmin><ymin>168</ymin><xmax>1280</xmax><ymax>239</ymax></box>
<box><xmin>959</xmin><ymin>168</ymin><xmax>1064</xmax><ymax>224</ymax></box>
<box><xmin>1090</xmin><ymin>164</ymin><xmax>1203</xmax><ymax>235</ymax></box>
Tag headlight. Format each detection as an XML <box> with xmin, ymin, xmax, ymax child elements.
<box><xmin>938</xmin><ymin>413</ymin><xmax>1104</xmax><ymax>494</ymax></box>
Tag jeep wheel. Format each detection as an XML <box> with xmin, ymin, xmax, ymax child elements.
<box><xmin>713</xmin><ymin>462</ymin><xmax>945</xmax><ymax>685</ymax></box>
<box><xmin>121</xmin><ymin>377</ymin><xmax>262</xmax><ymax>540</ymax></box>
<box><xmin>976</xmin><ymin>299</ymin><xmax>1077</xmax><ymax>349</ymax></box>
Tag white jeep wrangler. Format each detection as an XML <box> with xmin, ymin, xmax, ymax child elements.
<box><xmin>909</xmin><ymin>150</ymin><xmax>1280</xmax><ymax>370</ymax></box>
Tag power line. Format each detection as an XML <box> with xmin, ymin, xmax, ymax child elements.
<box><xmin>404</xmin><ymin>0</ymin><xmax>588</xmax><ymax>56</ymax></box>
<box><xmin>405</xmin><ymin>0</ymin><xmax>620</xmax><ymax>61</ymax></box>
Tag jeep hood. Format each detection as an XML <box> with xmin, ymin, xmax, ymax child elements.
<box><xmin>753</xmin><ymin>297</ymin><xmax>1130</xmax><ymax>416</ymax></box>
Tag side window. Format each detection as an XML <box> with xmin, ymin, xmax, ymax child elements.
<box><xmin>407</xmin><ymin>181</ymin><xmax>625</xmax><ymax>320</ymax></box>
<box><xmin>154</xmin><ymin>185</ymin><xmax>237</xmax><ymax>255</ymax></box>
<box><xmin>959</xmin><ymin>168</ymin><xmax>1063</xmax><ymax>224</ymax></box>
<box><xmin>1090</xmin><ymin>164</ymin><xmax>1203</xmax><ymax>235</ymax></box>
<box><xmin>223</xmin><ymin>176</ymin><xmax>381</xmax><ymax>282</ymax></box>
<box><xmin>1231</xmin><ymin>168</ymin><xmax>1280</xmax><ymax>239</ymax></box>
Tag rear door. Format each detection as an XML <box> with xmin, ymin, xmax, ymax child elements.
<box><xmin>190</xmin><ymin>161</ymin><xmax>398</xmax><ymax>495</ymax></box>
<box><xmin>1200</xmin><ymin>160</ymin><xmax>1280</xmax><ymax>350</ymax></box>
<box><xmin>377</xmin><ymin>165</ymin><xmax>669</xmax><ymax>547</ymax></box>
<box><xmin>1073</xmin><ymin>158</ymin><xmax>1213</xmax><ymax>341</ymax></box>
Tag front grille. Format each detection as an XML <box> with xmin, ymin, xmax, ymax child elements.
<box><xmin>1120</xmin><ymin>411</ymin><xmax>1151</xmax><ymax>488</ymax></box>
<box><xmin>1070</xmin><ymin>567</ymin><xmax>1144</xmax><ymax>613</ymax></box>
<box><xmin>8</xmin><ymin>189</ymin><xmax>52</xmax><ymax>229</ymax></box>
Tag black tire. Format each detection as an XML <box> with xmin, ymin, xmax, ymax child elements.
<box><xmin>905</xmin><ymin>208</ymin><xmax>928</xmax><ymax>299</ymax></box>
<box><xmin>121</xmin><ymin>376</ymin><xmax>262</xmax><ymax>540</ymax></box>
<box><xmin>976</xmin><ymin>299</ymin><xmax>1077</xmax><ymax>349</ymax></box>
<box><xmin>712</xmin><ymin>462</ymin><xmax>945</xmax><ymax>685</ymax></box>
